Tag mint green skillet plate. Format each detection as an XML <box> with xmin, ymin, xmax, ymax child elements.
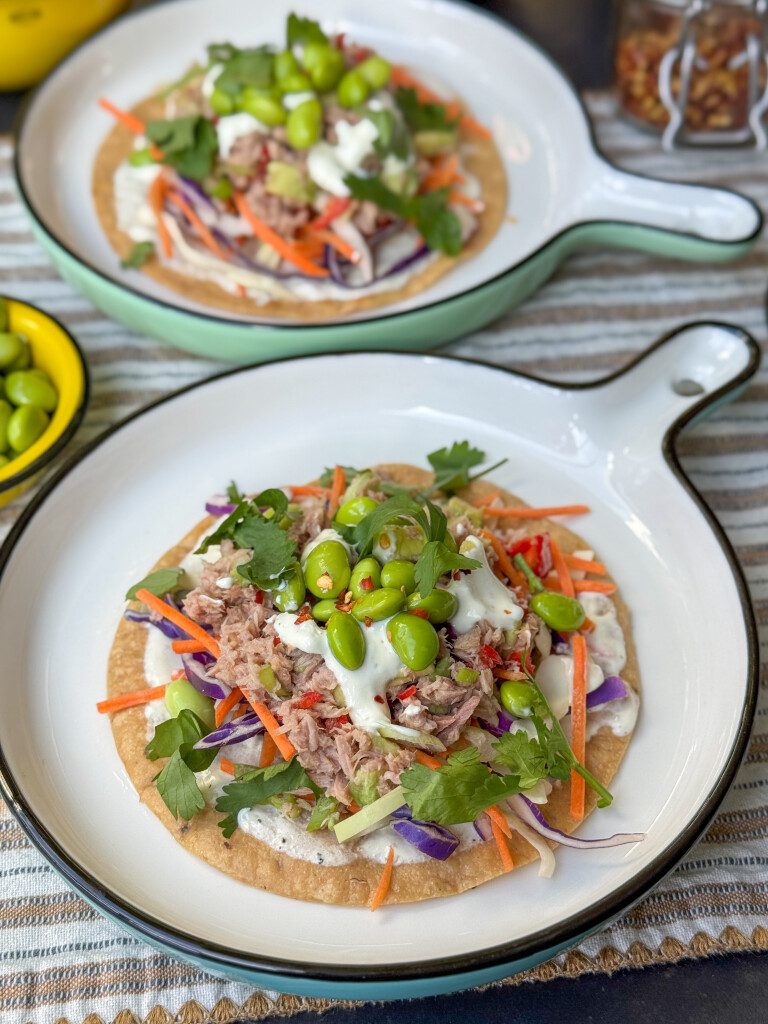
<box><xmin>14</xmin><ymin>0</ymin><xmax>763</xmax><ymax>363</ymax></box>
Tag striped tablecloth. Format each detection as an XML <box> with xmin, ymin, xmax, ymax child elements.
<box><xmin>1</xmin><ymin>92</ymin><xmax>767</xmax><ymax>1024</ymax></box>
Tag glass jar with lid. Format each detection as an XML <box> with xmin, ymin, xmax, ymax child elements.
<box><xmin>614</xmin><ymin>0</ymin><xmax>768</xmax><ymax>147</ymax></box>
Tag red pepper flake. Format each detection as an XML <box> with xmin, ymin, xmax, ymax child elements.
<box><xmin>452</xmin><ymin>569</ymin><xmax>461</xmax><ymax>581</ymax></box>
<box><xmin>272</xmin><ymin>636</ymin><xmax>281</xmax><ymax>648</ymax></box>
<box><xmin>364</xmin><ymin>616</ymin><xmax>373</xmax><ymax>628</ymax></box>
<box><xmin>408</xmin><ymin>608</ymin><xmax>429</xmax><ymax>620</ymax></box>
<box><xmin>294</xmin><ymin>691</ymin><xmax>324</xmax><ymax>710</ymax></box>
<box><xmin>336</xmin><ymin>600</ymin><xmax>354</xmax><ymax>613</ymax></box>
<box><xmin>360</xmin><ymin>576</ymin><xmax>375</xmax><ymax>592</ymax></box>
<box><xmin>255</xmin><ymin>590</ymin><xmax>264</xmax><ymax>605</ymax></box>
<box><xmin>324</xmin><ymin>714</ymin><xmax>350</xmax><ymax>731</ymax></box>
<box><xmin>479</xmin><ymin>644</ymin><xmax>503</xmax><ymax>667</ymax></box>
<box><xmin>294</xmin><ymin>604</ymin><xmax>312</xmax><ymax>625</ymax></box>
<box><xmin>374</xmin><ymin>694</ymin><xmax>385</xmax><ymax>704</ymax></box>
<box><xmin>397</xmin><ymin>684</ymin><xmax>417</xmax><ymax>701</ymax></box>
<box><xmin>508</xmin><ymin>538</ymin><xmax>532</xmax><ymax>557</ymax></box>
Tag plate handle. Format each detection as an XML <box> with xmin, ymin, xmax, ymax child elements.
<box><xmin>576</xmin><ymin>160</ymin><xmax>763</xmax><ymax>261</ymax></box>
<box><xmin>587</xmin><ymin>322</ymin><xmax>760</xmax><ymax>448</ymax></box>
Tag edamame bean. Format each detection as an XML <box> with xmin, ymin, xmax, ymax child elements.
<box><xmin>285</xmin><ymin>98</ymin><xmax>323</xmax><ymax>148</ymax></box>
<box><xmin>311</xmin><ymin>598</ymin><xmax>337</xmax><ymax>622</ymax></box>
<box><xmin>0</xmin><ymin>399</ymin><xmax>11</xmax><ymax>453</ymax></box>
<box><xmin>273</xmin><ymin>565</ymin><xmax>306</xmax><ymax>612</ymax></box>
<box><xmin>7</xmin><ymin>338</ymin><xmax>31</xmax><ymax>371</ymax></box>
<box><xmin>303</xmin><ymin>539</ymin><xmax>351</xmax><ymax>598</ymax></box>
<box><xmin>7</xmin><ymin>405</ymin><xmax>48</xmax><ymax>453</ymax></box>
<box><xmin>357</xmin><ymin>55</ymin><xmax>391</xmax><ymax>89</ymax></box>
<box><xmin>406</xmin><ymin>588</ymin><xmax>458</xmax><ymax>624</ymax></box>
<box><xmin>349</xmin><ymin>556</ymin><xmax>381</xmax><ymax>598</ymax></box>
<box><xmin>304</xmin><ymin>44</ymin><xmax>345</xmax><ymax>91</ymax></box>
<box><xmin>337</xmin><ymin>69</ymin><xmax>369</xmax><ymax>107</ymax></box>
<box><xmin>0</xmin><ymin>298</ymin><xmax>7</xmax><ymax>332</ymax></box>
<box><xmin>279</xmin><ymin>72</ymin><xmax>313</xmax><ymax>93</ymax></box>
<box><xmin>0</xmin><ymin>332</ymin><xmax>23</xmax><ymax>370</ymax></box>
<box><xmin>335</xmin><ymin>495</ymin><xmax>377</xmax><ymax>527</ymax></box>
<box><xmin>352</xmin><ymin>587</ymin><xmax>406</xmax><ymax>622</ymax></box>
<box><xmin>274</xmin><ymin>49</ymin><xmax>300</xmax><ymax>81</ymax></box>
<box><xmin>386</xmin><ymin>612</ymin><xmax>439</xmax><ymax>671</ymax></box>
<box><xmin>209</xmin><ymin>87</ymin><xmax>234</xmax><ymax>115</ymax></box>
<box><xmin>240</xmin><ymin>86</ymin><xmax>286</xmax><ymax>125</ymax></box>
<box><xmin>5</xmin><ymin>370</ymin><xmax>58</xmax><ymax>412</ymax></box>
<box><xmin>499</xmin><ymin>680</ymin><xmax>535</xmax><ymax>718</ymax></box>
<box><xmin>327</xmin><ymin>610</ymin><xmax>365</xmax><ymax>670</ymax></box>
<box><xmin>529</xmin><ymin>591</ymin><xmax>585</xmax><ymax>632</ymax></box>
<box><xmin>380</xmin><ymin>559</ymin><xmax>416</xmax><ymax>593</ymax></box>
<box><xmin>164</xmin><ymin>676</ymin><xmax>215</xmax><ymax>729</ymax></box>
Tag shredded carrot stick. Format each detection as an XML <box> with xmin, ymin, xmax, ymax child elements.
<box><xmin>214</xmin><ymin>686</ymin><xmax>243</xmax><ymax>728</ymax></box>
<box><xmin>482</xmin><ymin>504</ymin><xmax>590</xmax><ymax>519</ymax></box>
<box><xmin>550</xmin><ymin>539</ymin><xmax>575</xmax><ymax>599</ymax></box>
<box><xmin>247</xmin><ymin>699</ymin><xmax>296</xmax><ymax>761</ymax></box>
<box><xmin>414</xmin><ymin>750</ymin><xmax>443</xmax><ymax>770</ymax></box>
<box><xmin>570</xmin><ymin>634</ymin><xmax>588</xmax><ymax>821</ymax></box>
<box><xmin>348</xmin><ymin>799</ymin><xmax>361</xmax><ymax>814</ymax></box>
<box><xmin>98</xmin><ymin>98</ymin><xmax>163</xmax><ymax>158</ymax></box>
<box><xmin>291</xmin><ymin>237</ymin><xmax>326</xmax><ymax>261</ymax></box>
<box><xmin>134</xmin><ymin>588</ymin><xmax>221</xmax><ymax>659</ymax></box>
<box><xmin>259</xmin><ymin>732</ymin><xmax>277</xmax><ymax>768</ymax></box>
<box><xmin>473</xmin><ymin>492</ymin><xmax>501</xmax><ymax>508</ymax></box>
<box><xmin>233</xmin><ymin>704</ymin><xmax>248</xmax><ymax>718</ymax></box>
<box><xmin>220</xmin><ymin>757</ymin><xmax>235</xmax><ymax>776</ymax></box>
<box><xmin>147</xmin><ymin>172</ymin><xmax>173</xmax><ymax>259</ymax></box>
<box><xmin>167</xmin><ymin>190</ymin><xmax>227</xmax><ymax>260</ymax></box>
<box><xmin>486</xmin><ymin>804</ymin><xmax>512</xmax><ymax>838</ymax></box>
<box><xmin>369</xmin><ymin>845</ymin><xmax>395</xmax><ymax>910</ymax></box>
<box><xmin>233</xmin><ymin>192</ymin><xmax>329</xmax><ymax>277</ymax></box>
<box><xmin>171</xmin><ymin>639</ymin><xmax>208</xmax><ymax>654</ymax></box>
<box><xmin>422</xmin><ymin>153</ymin><xmax>461</xmax><ymax>192</ymax></box>
<box><xmin>290</xmin><ymin>484</ymin><xmax>330</xmax><ymax>498</ymax></box>
<box><xmin>327</xmin><ymin>465</ymin><xmax>346</xmax><ymax>520</ymax></box>
<box><xmin>450</xmin><ymin>191</ymin><xmax>484</xmax><ymax>213</ymax></box>
<box><xmin>580</xmin><ymin>617</ymin><xmax>596</xmax><ymax>633</ymax></box>
<box><xmin>307</xmin><ymin>195</ymin><xmax>351</xmax><ymax>230</ymax></box>
<box><xmin>97</xmin><ymin>684</ymin><xmax>167</xmax><ymax>714</ymax></box>
<box><xmin>306</xmin><ymin>228</ymin><xmax>360</xmax><ymax>264</ymax></box>
<box><xmin>490</xmin><ymin>816</ymin><xmax>514</xmax><ymax>872</ymax></box>
<box><xmin>574</xmin><ymin>580</ymin><xmax>617</xmax><ymax>595</ymax></box>
<box><xmin>543</xmin><ymin>572</ymin><xmax>561</xmax><ymax>591</ymax></box>
<box><xmin>564</xmin><ymin>553</ymin><xmax>607</xmax><ymax>575</ymax></box>
<box><xmin>478</xmin><ymin>529</ymin><xmax>525</xmax><ymax>587</ymax></box>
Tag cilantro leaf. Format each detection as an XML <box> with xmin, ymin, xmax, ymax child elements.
<box><xmin>145</xmin><ymin>709</ymin><xmax>217</xmax><ymax>773</ymax></box>
<box><xmin>155</xmin><ymin>750</ymin><xmax>206</xmax><ymax>820</ymax></box>
<box><xmin>253</xmin><ymin>487</ymin><xmax>289</xmax><ymax>520</ymax></box>
<box><xmin>120</xmin><ymin>241</ymin><xmax>154</xmax><ymax>269</ymax></box>
<box><xmin>428</xmin><ymin>441</ymin><xmax>485</xmax><ymax>494</ymax></box>
<box><xmin>215</xmin><ymin>758</ymin><xmax>313</xmax><ymax>837</ymax></box>
<box><xmin>318</xmin><ymin>464</ymin><xmax>364</xmax><ymax>487</ymax></box>
<box><xmin>401</xmin><ymin>747</ymin><xmax>523</xmax><ymax>824</ymax></box>
<box><xmin>145</xmin><ymin>116</ymin><xmax>218</xmax><ymax>181</ymax></box>
<box><xmin>413</xmin><ymin>539</ymin><xmax>479</xmax><ymax>597</ymax></box>
<box><xmin>363</xmin><ymin>107</ymin><xmax>411</xmax><ymax>161</ymax></box>
<box><xmin>195</xmin><ymin>499</ymin><xmax>299</xmax><ymax>591</ymax></box>
<box><xmin>394</xmin><ymin>86</ymin><xmax>459</xmax><ymax>133</ymax></box>
<box><xmin>213</xmin><ymin>46</ymin><xmax>274</xmax><ymax>97</ymax></box>
<box><xmin>126</xmin><ymin>566</ymin><xmax>184</xmax><ymax>601</ymax></box>
<box><xmin>492</xmin><ymin>730</ymin><xmax>549</xmax><ymax>791</ymax></box>
<box><xmin>226</xmin><ymin>480</ymin><xmax>244</xmax><ymax>503</ymax></box>
<box><xmin>286</xmin><ymin>13</ymin><xmax>327</xmax><ymax>47</ymax></box>
<box><xmin>352</xmin><ymin>493</ymin><xmax>432</xmax><ymax>556</ymax></box>
<box><xmin>344</xmin><ymin>175</ymin><xmax>463</xmax><ymax>256</ymax></box>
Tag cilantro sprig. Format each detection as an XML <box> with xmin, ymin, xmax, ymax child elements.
<box><xmin>146</xmin><ymin>710</ymin><xmax>218</xmax><ymax>821</ymax></box>
<box><xmin>426</xmin><ymin>441</ymin><xmax>508</xmax><ymax>496</ymax></box>
<box><xmin>145</xmin><ymin>115</ymin><xmax>218</xmax><ymax>181</ymax></box>
<box><xmin>216</xmin><ymin>758</ymin><xmax>317</xmax><ymax>837</ymax></box>
<box><xmin>286</xmin><ymin>13</ymin><xmax>328</xmax><ymax>47</ymax></box>
<box><xmin>126</xmin><ymin>566</ymin><xmax>184</xmax><ymax>601</ymax></box>
<box><xmin>344</xmin><ymin>175</ymin><xmax>462</xmax><ymax>256</ymax></box>
<box><xmin>394</xmin><ymin>86</ymin><xmax>459</xmax><ymax>134</ymax></box>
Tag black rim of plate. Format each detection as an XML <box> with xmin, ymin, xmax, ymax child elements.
<box><xmin>0</xmin><ymin>324</ymin><xmax>760</xmax><ymax>984</ymax></box>
<box><xmin>0</xmin><ymin>297</ymin><xmax>90</xmax><ymax>495</ymax></box>
<box><xmin>12</xmin><ymin>0</ymin><xmax>764</xmax><ymax>333</ymax></box>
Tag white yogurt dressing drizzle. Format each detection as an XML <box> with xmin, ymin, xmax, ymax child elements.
<box><xmin>446</xmin><ymin>535</ymin><xmax>524</xmax><ymax>632</ymax></box>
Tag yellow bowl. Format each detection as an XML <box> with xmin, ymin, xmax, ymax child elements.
<box><xmin>0</xmin><ymin>298</ymin><xmax>88</xmax><ymax>505</ymax></box>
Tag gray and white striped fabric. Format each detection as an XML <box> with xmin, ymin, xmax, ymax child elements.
<box><xmin>1</xmin><ymin>92</ymin><xmax>767</xmax><ymax>1024</ymax></box>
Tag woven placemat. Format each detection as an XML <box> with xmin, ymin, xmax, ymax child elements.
<box><xmin>0</xmin><ymin>92</ymin><xmax>766</xmax><ymax>1023</ymax></box>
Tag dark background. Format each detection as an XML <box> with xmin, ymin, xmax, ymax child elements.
<box><xmin>1</xmin><ymin>0</ymin><xmax>765</xmax><ymax>1019</ymax></box>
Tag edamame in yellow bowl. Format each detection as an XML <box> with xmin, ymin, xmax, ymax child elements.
<box><xmin>0</xmin><ymin>298</ymin><xmax>88</xmax><ymax>506</ymax></box>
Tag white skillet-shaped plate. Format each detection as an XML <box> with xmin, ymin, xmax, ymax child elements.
<box><xmin>0</xmin><ymin>323</ymin><xmax>758</xmax><ymax>998</ymax></box>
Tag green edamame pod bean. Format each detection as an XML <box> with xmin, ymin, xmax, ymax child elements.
<box><xmin>0</xmin><ymin>332</ymin><xmax>23</xmax><ymax>370</ymax></box>
<box><xmin>352</xmin><ymin>587</ymin><xmax>406</xmax><ymax>622</ymax></box>
<box><xmin>386</xmin><ymin>612</ymin><xmax>439</xmax><ymax>671</ymax></box>
<box><xmin>304</xmin><ymin>44</ymin><xmax>345</xmax><ymax>91</ymax></box>
<box><xmin>303</xmin><ymin>539</ymin><xmax>351</xmax><ymax>598</ymax></box>
<box><xmin>499</xmin><ymin>680</ymin><xmax>535</xmax><ymax>718</ymax></box>
<box><xmin>240</xmin><ymin>86</ymin><xmax>286</xmax><ymax>125</ymax></box>
<box><xmin>327</xmin><ymin>610</ymin><xmax>365</xmax><ymax>670</ymax></box>
<box><xmin>349</xmin><ymin>556</ymin><xmax>382</xmax><ymax>599</ymax></box>
<box><xmin>335</xmin><ymin>495</ymin><xmax>377</xmax><ymax>527</ymax></box>
<box><xmin>209</xmin><ymin>87</ymin><xmax>234</xmax><ymax>115</ymax></box>
<box><xmin>274</xmin><ymin>49</ymin><xmax>300</xmax><ymax>81</ymax></box>
<box><xmin>529</xmin><ymin>591</ymin><xmax>585</xmax><ymax>632</ymax></box>
<box><xmin>273</xmin><ymin>565</ymin><xmax>306</xmax><ymax>612</ymax></box>
<box><xmin>0</xmin><ymin>298</ymin><xmax>7</xmax><ymax>332</ymax></box>
<box><xmin>164</xmin><ymin>676</ymin><xmax>215</xmax><ymax>729</ymax></box>
<box><xmin>406</xmin><ymin>588</ymin><xmax>458</xmax><ymax>624</ymax></box>
<box><xmin>337</xmin><ymin>69</ymin><xmax>369</xmax><ymax>107</ymax></box>
<box><xmin>5</xmin><ymin>370</ymin><xmax>58</xmax><ymax>412</ymax></box>
<box><xmin>0</xmin><ymin>377</ymin><xmax>4</xmax><ymax>400</ymax></box>
<box><xmin>357</xmin><ymin>55</ymin><xmax>391</xmax><ymax>89</ymax></box>
<box><xmin>7</xmin><ymin>405</ymin><xmax>48</xmax><ymax>453</ymax></box>
<box><xmin>0</xmin><ymin>399</ymin><xmax>11</xmax><ymax>453</ymax></box>
<box><xmin>279</xmin><ymin>72</ymin><xmax>313</xmax><ymax>93</ymax></box>
<box><xmin>7</xmin><ymin>339</ymin><xmax>31</xmax><ymax>371</ymax></box>
<box><xmin>380</xmin><ymin>559</ymin><xmax>416</xmax><ymax>593</ymax></box>
<box><xmin>311</xmin><ymin>598</ymin><xmax>337</xmax><ymax>623</ymax></box>
<box><xmin>285</xmin><ymin>98</ymin><xmax>323</xmax><ymax>148</ymax></box>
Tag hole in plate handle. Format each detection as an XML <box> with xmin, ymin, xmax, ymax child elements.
<box><xmin>672</xmin><ymin>378</ymin><xmax>705</xmax><ymax>397</ymax></box>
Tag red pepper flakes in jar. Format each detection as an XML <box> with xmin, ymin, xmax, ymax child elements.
<box><xmin>614</xmin><ymin>0</ymin><xmax>767</xmax><ymax>138</ymax></box>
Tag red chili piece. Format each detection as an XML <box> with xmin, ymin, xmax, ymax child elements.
<box><xmin>360</xmin><ymin>576</ymin><xmax>375</xmax><ymax>592</ymax></box>
<box><xmin>294</xmin><ymin>605</ymin><xmax>312</xmax><ymax>624</ymax></box>
<box><xmin>408</xmin><ymin>608</ymin><xmax>429</xmax><ymax>620</ymax></box>
<box><xmin>479</xmin><ymin>644</ymin><xmax>503</xmax><ymax>667</ymax></box>
<box><xmin>294</xmin><ymin>691</ymin><xmax>324</xmax><ymax>710</ymax></box>
<box><xmin>325</xmin><ymin>714</ymin><xmax>350</xmax><ymax>730</ymax></box>
<box><xmin>397</xmin><ymin>684</ymin><xmax>417</xmax><ymax>701</ymax></box>
<box><xmin>255</xmin><ymin>590</ymin><xmax>264</xmax><ymax>605</ymax></box>
<box><xmin>374</xmin><ymin>694</ymin><xmax>385</xmax><ymax>704</ymax></box>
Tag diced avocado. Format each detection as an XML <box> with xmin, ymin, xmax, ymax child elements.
<box><xmin>446</xmin><ymin>496</ymin><xmax>484</xmax><ymax>528</ymax></box>
<box><xmin>414</xmin><ymin>128</ymin><xmax>458</xmax><ymax>156</ymax></box>
<box><xmin>265</xmin><ymin>160</ymin><xmax>316</xmax><ymax>203</ymax></box>
<box><xmin>348</xmin><ymin>768</ymin><xmax>381</xmax><ymax>807</ymax></box>
<box><xmin>333</xmin><ymin>785</ymin><xmax>407</xmax><ymax>843</ymax></box>
<box><xmin>378</xmin><ymin>723</ymin><xmax>446</xmax><ymax>753</ymax></box>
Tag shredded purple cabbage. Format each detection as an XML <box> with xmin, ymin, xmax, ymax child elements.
<box><xmin>194</xmin><ymin>711</ymin><xmax>265</xmax><ymax>750</ymax></box>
